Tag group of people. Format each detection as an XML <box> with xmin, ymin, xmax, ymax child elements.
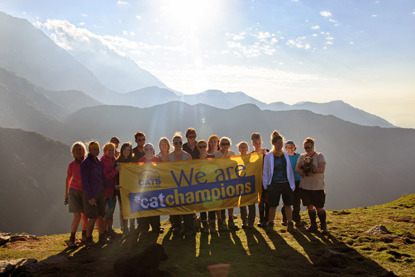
<box><xmin>64</xmin><ymin>128</ymin><xmax>327</xmax><ymax>248</ymax></box>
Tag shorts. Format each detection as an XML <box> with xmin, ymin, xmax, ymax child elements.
<box><xmin>104</xmin><ymin>197</ymin><xmax>116</xmax><ymax>219</ymax></box>
<box><xmin>82</xmin><ymin>190</ymin><xmax>105</xmax><ymax>219</ymax></box>
<box><xmin>68</xmin><ymin>188</ymin><xmax>84</xmax><ymax>213</ymax></box>
<box><xmin>267</xmin><ymin>181</ymin><xmax>294</xmax><ymax>207</ymax></box>
<box><xmin>301</xmin><ymin>189</ymin><xmax>326</xmax><ymax>208</ymax></box>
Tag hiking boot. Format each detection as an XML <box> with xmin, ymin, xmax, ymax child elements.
<box><xmin>228</xmin><ymin>218</ymin><xmax>239</xmax><ymax>231</ymax></box>
<box><xmin>287</xmin><ymin>221</ymin><xmax>295</xmax><ymax>233</ymax></box>
<box><xmin>320</xmin><ymin>222</ymin><xmax>329</xmax><ymax>235</ymax></box>
<box><xmin>306</xmin><ymin>222</ymin><xmax>318</xmax><ymax>232</ymax></box>
<box><xmin>266</xmin><ymin>222</ymin><xmax>273</xmax><ymax>233</ymax></box>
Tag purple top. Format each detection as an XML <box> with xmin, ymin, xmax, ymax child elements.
<box><xmin>81</xmin><ymin>153</ymin><xmax>115</xmax><ymax>200</ymax></box>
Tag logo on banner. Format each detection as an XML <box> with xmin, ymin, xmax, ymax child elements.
<box><xmin>137</xmin><ymin>170</ymin><xmax>161</xmax><ymax>188</ymax></box>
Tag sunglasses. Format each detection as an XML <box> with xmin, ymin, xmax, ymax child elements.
<box><xmin>221</xmin><ymin>142</ymin><xmax>230</xmax><ymax>146</ymax></box>
<box><xmin>174</xmin><ymin>141</ymin><xmax>183</xmax><ymax>145</ymax></box>
<box><xmin>198</xmin><ymin>145</ymin><xmax>207</xmax><ymax>149</ymax></box>
<box><xmin>304</xmin><ymin>145</ymin><xmax>313</xmax><ymax>149</ymax></box>
<box><xmin>144</xmin><ymin>148</ymin><xmax>153</xmax><ymax>152</ymax></box>
<box><xmin>188</xmin><ymin>135</ymin><xmax>196</xmax><ymax>139</ymax></box>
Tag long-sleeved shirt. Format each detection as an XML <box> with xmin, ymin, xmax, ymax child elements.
<box><xmin>100</xmin><ymin>155</ymin><xmax>118</xmax><ymax>198</ymax></box>
<box><xmin>81</xmin><ymin>153</ymin><xmax>115</xmax><ymax>200</ymax></box>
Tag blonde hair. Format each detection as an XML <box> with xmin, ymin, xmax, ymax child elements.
<box><xmin>158</xmin><ymin>137</ymin><xmax>171</xmax><ymax>152</ymax></box>
<box><xmin>172</xmin><ymin>132</ymin><xmax>182</xmax><ymax>142</ymax></box>
<box><xmin>237</xmin><ymin>141</ymin><xmax>249</xmax><ymax>149</ymax></box>
<box><xmin>70</xmin><ymin>141</ymin><xmax>86</xmax><ymax>157</ymax></box>
<box><xmin>103</xmin><ymin>142</ymin><xmax>115</xmax><ymax>153</ymax></box>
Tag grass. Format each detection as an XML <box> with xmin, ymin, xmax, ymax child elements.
<box><xmin>1</xmin><ymin>194</ymin><xmax>414</xmax><ymax>277</ymax></box>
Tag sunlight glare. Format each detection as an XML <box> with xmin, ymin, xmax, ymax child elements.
<box><xmin>161</xmin><ymin>0</ymin><xmax>223</xmax><ymax>32</ymax></box>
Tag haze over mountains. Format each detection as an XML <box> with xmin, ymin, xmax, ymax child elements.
<box><xmin>0</xmin><ymin>10</ymin><xmax>414</xmax><ymax>235</ymax></box>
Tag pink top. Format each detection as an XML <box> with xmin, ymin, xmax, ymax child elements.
<box><xmin>101</xmin><ymin>155</ymin><xmax>118</xmax><ymax>198</ymax></box>
<box><xmin>67</xmin><ymin>160</ymin><xmax>83</xmax><ymax>191</ymax></box>
<box><xmin>137</xmin><ymin>156</ymin><xmax>163</xmax><ymax>163</ymax></box>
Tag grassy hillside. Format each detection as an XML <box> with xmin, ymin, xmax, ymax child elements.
<box><xmin>1</xmin><ymin>194</ymin><xmax>414</xmax><ymax>277</ymax></box>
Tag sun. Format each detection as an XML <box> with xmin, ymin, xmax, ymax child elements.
<box><xmin>160</xmin><ymin>0</ymin><xmax>224</xmax><ymax>32</ymax></box>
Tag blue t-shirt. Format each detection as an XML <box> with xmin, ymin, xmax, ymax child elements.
<box><xmin>272</xmin><ymin>154</ymin><xmax>288</xmax><ymax>182</ymax></box>
<box><xmin>289</xmin><ymin>153</ymin><xmax>301</xmax><ymax>181</ymax></box>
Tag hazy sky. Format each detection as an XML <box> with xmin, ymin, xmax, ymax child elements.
<box><xmin>1</xmin><ymin>0</ymin><xmax>414</xmax><ymax>127</ymax></box>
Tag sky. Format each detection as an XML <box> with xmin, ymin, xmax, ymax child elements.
<box><xmin>0</xmin><ymin>0</ymin><xmax>414</xmax><ymax>128</ymax></box>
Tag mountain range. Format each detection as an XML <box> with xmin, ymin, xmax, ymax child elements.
<box><xmin>0</xmin><ymin>11</ymin><xmax>394</xmax><ymax>128</ymax></box>
<box><xmin>0</xmin><ymin>10</ymin><xmax>414</xmax><ymax>235</ymax></box>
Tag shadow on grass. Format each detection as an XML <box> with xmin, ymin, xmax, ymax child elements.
<box><xmin>26</xmin><ymin>225</ymin><xmax>392</xmax><ymax>277</ymax></box>
<box><xmin>292</xmin><ymin>228</ymin><xmax>391</xmax><ymax>276</ymax></box>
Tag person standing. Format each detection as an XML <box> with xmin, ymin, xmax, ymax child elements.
<box><xmin>81</xmin><ymin>141</ymin><xmax>118</xmax><ymax>247</ymax></box>
<box><xmin>132</xmin><ymin>132</ymin><xmax>146</xmax><ymax>162</ymax></box>
<box><xmin>116</xmin><ymin>142</ymin><xmax>134</xmax><ymax>234</ymax></box>
<box><xmin>195</xmin><ymin>140</ymin><xmax>217</xmax><ymax>234</ymax></box>
<box><xmin>65</xmin><ymin>142</ymin><xmax>88</xmax><ymax>248</ymax></box>
<box><xmin>137</xmin><ymin>143</ymin><xmax>164</xmax><ymax>233</ymax></box>
<box><xmin>101</xmin><ymin>142</ymin><xmax>121</xmax><ymax>238</ymax></box>
<box><xmin>167</xmin><ymin>133</ymin><xmax>193</xmax><ymax>237</ymax></box>
<box><xmin>214</xmin><ymin>137</ymin><xmax>239</xmax><ymax>231</ymax></box>
<box><xmin>250</xmin><ymin>132</ymin><xmax>269</xmax><ymax>228</ymax></box>
<box><xmin>262</xmin><ymin>131</ymin><xmax>296</xmax><ymax>233</ymax></box>
<box><xmin>281</xmin><ymin>140</ymin><xmax>303</xmax><ymax>227</ymax></box>
<box><xmin>182</xmin><ymin>128</ymin><xmax>200</xmax><ymax>159</ymax></box>
<box><xmin>295</xmin><ymin>137</ymin><xmax>328</xmax><ymax>234</ymax></box>
<box><xmin>237</xmin><ymin>141</ymin><xmax>255</xmax><ymax>229</ymax></box>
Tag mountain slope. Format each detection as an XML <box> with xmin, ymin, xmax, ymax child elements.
<box><xmin>0</xmin><ymin>127</ymin><xmax>72</xmax><ymax>235</ymax></box>
<box><xmin>0</xmin><ymin>11</ymin><xmax>117</xmax><ymax>103</ymax></box>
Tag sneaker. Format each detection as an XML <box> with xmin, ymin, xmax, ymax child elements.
<box><xmin>287</xmin><ymin>222</ymin><xmax>295</xmax><ymax>233</ymax></box>
<box><xmin>306</xmin><ymin>223</ymin><xmax>318</xmax><ymax>232</ymax></box>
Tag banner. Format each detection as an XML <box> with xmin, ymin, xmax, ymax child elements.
<box><xmin>119</xmin><ymin>152</ymin><xmax>263</xmax><ymax>218</ymax></box>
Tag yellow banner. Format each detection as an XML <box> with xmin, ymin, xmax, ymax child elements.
<box><xmin>120</xmin><ymin>152</ymin><xmax>263</xmax><ymax>218</ymax></box>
